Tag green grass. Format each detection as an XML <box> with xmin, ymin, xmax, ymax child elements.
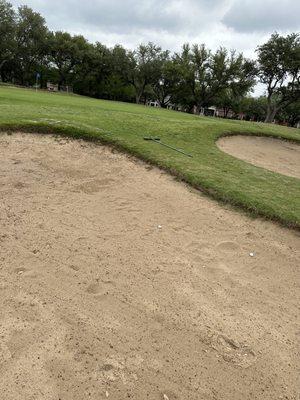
<box><xmin>1</xmin><ymin>85</ymin><xmax>299</xmax><ymax>228</ymax></box>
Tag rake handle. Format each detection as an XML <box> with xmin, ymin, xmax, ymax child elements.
<box><xmin>144</xmin><ymin>137</ymin><xmax>193</xmax><ymax>158</ymax></box>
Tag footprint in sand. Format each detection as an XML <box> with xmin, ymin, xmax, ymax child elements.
<box><xmin>217</xmin><ymin>334</ymin><xmax>256</xmax><ymax>368</ymax></box>
<box><xmin>216</xmin><ymin>241</ymin><xmax>239</xmax><ymax>252</ymax></box>
<box><xmin>86</xmin><ymin>281</ymin><xmax>114</xmax><ymax>296</ymax></box>
<box><xmin>86</xmin><ymin>283</ymin><xmax>105</xmax><ymax>295</ymax></box>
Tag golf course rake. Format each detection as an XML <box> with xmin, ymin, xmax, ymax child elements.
<box><xmin>143</xmin><ymin>137</ymin><xmax>193</xmax><ymax>158</ymax></box>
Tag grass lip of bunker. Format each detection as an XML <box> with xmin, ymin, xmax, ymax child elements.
<box><xmin>0</xmin><ymin>85</ymin><xmax>300</xmax><ymax>229</ymax></box>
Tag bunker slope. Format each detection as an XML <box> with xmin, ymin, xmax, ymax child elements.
<box><xmin>218</xmin><ymin>135</ymin><xmax>300</xmax><ymax>179</ymax></box>
<box><xmin>0</xmin><ymin>133</ymin><xmax>299</xmax><ymax>400</ymax></box>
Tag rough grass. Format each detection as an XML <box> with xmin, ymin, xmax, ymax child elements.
<box><xmin>0</xmin><ymin>85</ymin><xmax>299</xmax><ymax>228</ymax></box>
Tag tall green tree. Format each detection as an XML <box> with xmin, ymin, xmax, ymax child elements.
<box><xmin>128</xmin><ymin>42</ymin><xmax>169</xmax><ymax>104</ymax></box>
<box><xmin>170</xmin><ymin>44</ymin><xmax>256</xmax><ymax>113</ymax></box>
<box><xmin>48</xmin><ymin>31</ymin><xmax>90</xmax><ymax>89</ymax></box>
<box><xmin>151</xmin><ymin>59</ymin><xmax>180</xmax><ymax>108</ymax></box>
<box><xmin>0</xmin><ymin>0</ymin><xmax>16</xmax><ymax>81</ymax></box>
<box><xmin>215</xmin><ymin>58</ymin><xmax>257</xmax><ymax>117</ymax></box>
<box><xmin>167</xmin><ymin>44</ymin><xmax>197</xmax><ymax>112</ymax></box>
<box><xmin>106</xmin><ymin>45</ymin><xmax>135</xmax><ymax>101</ymax></box>
<box><xmin>72</xmin><ymin>41</ymin><xmax>111</xmax><ymax>97</ymax></box>
<box><xmin>14</xmin><ymin>5</ymin><xmax>49</xmax><ymax>85</ymax></box>
<box><xmin>257</xmin><ymin>33</ymin><xmax>300</xmax><ymax>123</ymax></box>
<box><xmin>194</xmin><ymin>47</ymin><xmax>256</xmax><ymax>112</ymax></box>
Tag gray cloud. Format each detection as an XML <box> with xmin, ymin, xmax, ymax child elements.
<box><xmin>222</xmin><ymin>0</ymin><xmax>300</xmax><ymax>32</ymax></box>
<box><xmin>9</xmin><ymin>0</ymin><xmax>299</xmax><ymax>57</ymax></box>
<box><xmin>10</xmin><ymin>0</ymin><xmax>227</xmax><ymax>35</ymax></box>
<box><xmin>32</xmin><ymin>0</ymin><xmax>185</xmax><ymax>34</ymax></box>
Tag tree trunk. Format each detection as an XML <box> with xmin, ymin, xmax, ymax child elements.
<box><xmin>135</xmin><ymin>92</ymin><xmax>141</xmax><ymax>104</ymax></box>
<box><xmin>58</xmin><ymin>71</ymin><xmax>66</xmax><ymax>91</ymax></box>
<box><xmin>264</xmin><ymin>105</ymin><xmax>277</xmax><ymax>123</ymax></box>
<box><xmin>196</xmin><ymin>102</ymin><xmax>204</xmax><ymax>115</ymax></box>
<box><xmin>133</xmin><ymin>79</ymin><xmax>146</xmax><ymax>104</ymax></box>
<box><xmin>0</xmin><ymin>60</ymin><xmax>7</xmax><ymax>81</ymax></box>
<box><xmin>135</xmin><ymin>86</ymin><xmax>145</xmax><ymax>104</ymax></box>
<box><xmin>58</xmin><ymin>79</ymin><xmax>64</xmax><ymax>91</ymax></box>
<box><xmin>19</xmin><ymin>71</ymin><xmax>24</xmax><ymax>86</ymax></box>
<box><xmin>264</xmin><ymin>95</ymin><xmax>278</xmax><ymax>123</ymax></box>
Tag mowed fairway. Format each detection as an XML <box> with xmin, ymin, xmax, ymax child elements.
<box><xmin>0</xmin><ymin>86</ymin><xmax>299</xmax><ymax>227</ymax></box>
<box><xmin>0</xmin><ymin>133</ymin><xmax>299</xmax><ymax>400</ymax></box>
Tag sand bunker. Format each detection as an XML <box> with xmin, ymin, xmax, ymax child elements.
<box><xmin>0</xmin><ymin>132</ymin><xmax>299</xmax><ymax>400</ymax></box>
<box><xmin>218</xmin><ymin>135</ymin><xmax>300</xmax><ymax>179</ymax></box>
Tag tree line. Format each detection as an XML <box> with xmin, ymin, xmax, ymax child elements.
<box><xmin>0</xmin><ymin>0</ymin><xmax>299</xmax><ymax>124</ymax></box>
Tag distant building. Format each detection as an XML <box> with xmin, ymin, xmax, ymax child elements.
<box><xmin>47</xmin><ymin>82</ymin><xmax>73</xmax><ymax>93</ymax></box>
<box><xmin>199</xmin><ymin>106</ymin><xmax>216</xmax><ymax>117</ymax></box>
<box><xmin>47</xmin><ymin>82</ymin><xmax>58</xmax><ymax>92</ymax></box>
<box><xmin>147</xmin><ymin>100</ymin><xmax>160</xmax><ymax>107</ymax></box>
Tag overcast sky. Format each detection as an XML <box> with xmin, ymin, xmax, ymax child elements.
<box><xmin>10</xmin><ymin>0</ymin><xmax>300</xmax><ymax>95</ymax></box>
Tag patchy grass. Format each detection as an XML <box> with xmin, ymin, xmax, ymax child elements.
<box><xmin>0</xmin><ymin>85</ymin><xmax>299</xmax><ymax>228</ymax></box>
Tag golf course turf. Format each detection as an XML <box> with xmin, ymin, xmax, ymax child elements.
<box><xmin>1</xmin><ymin>85</ymin><xmax>299</xmax><ymax>228</ymax></box>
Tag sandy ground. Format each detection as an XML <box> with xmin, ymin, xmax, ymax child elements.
<box><xmin>218</xmin><ymin>135</ymin><xmax>300</xmax><ymax>179</ymax></box>
<box><xmin>0</xmin><ymin>132</ymin><xmax>299</xmax><ymax>400</ymax></box>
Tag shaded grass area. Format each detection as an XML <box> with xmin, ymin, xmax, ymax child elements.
<box><xmin>0</xmin><ymin>86</ymin><xmax>299</xmax><ymax>228</ymax></box>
